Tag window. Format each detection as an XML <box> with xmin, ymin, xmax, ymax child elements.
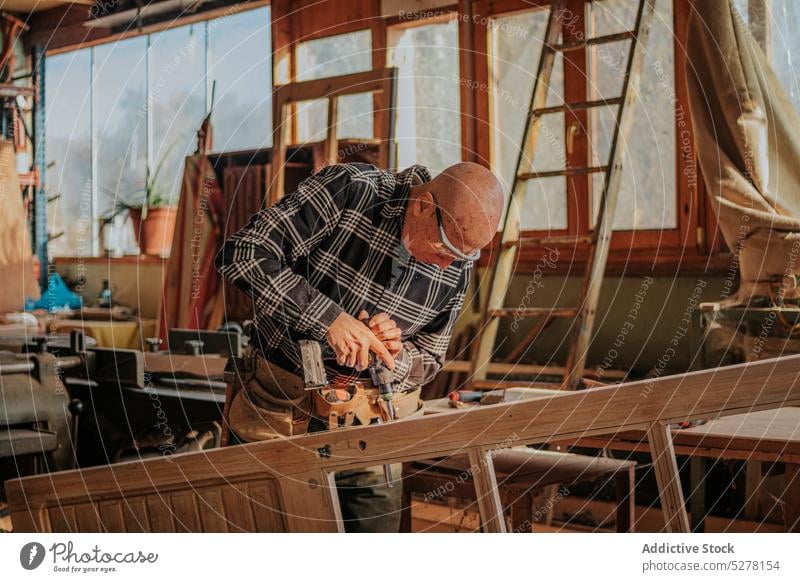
<box><xmin>45</xmin><ymin>49</ymin><xmax>92</xmax><ymax>257</ymax></box>
<box><xmin>734</xmin><ymin>0</ymin><xmax>800</xmax><ymax>112</ymax></box>
<box><xmin>490</xmin><ymin>9</ymin><xmax>566</xmax><ymax>230</ymax></box>
<box><xmin>93</xmin><ymin>37</ymin><xmax>148</xmax><ymax>220</ymax></box>
<box><xmin>388</xmin><ymin>18</ymin><xmax>462</xmax><ymax>173</ymax></box>
<box><xmin>208</xmin><ymin>9</ymin><xmax>273</xmax><ymax>151</ymax></box>
<box><xmin>488</xmin><ymin>0</ymin><xmax>677</xmax><ymax>235</ymax></box>
<box><xmin>588</xmin><ymin>0</ymin><xmax>676</xmax><ymax>230</ymax></box>
<box><xmin>44</xmin><ymin>5</ymin><xmax>272</xmax><ymax>257</ymax></box>
<box><xmin>295</xmin><ymin>30</ymin><xmax>373</xmax><ymax>141</ymax></box>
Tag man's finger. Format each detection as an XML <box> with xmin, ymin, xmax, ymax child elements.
<box><xmin>357</xmin><ymin>341</ymin><xmax>370</xmax><ymax>371</ymax></box>
<box><xmin>368</xmin><ymin>312</ymin><xmax>390</xmax><ymax>327</ymax></box>
<box><xmin>384</xmin><ymin>340</ymin><xmax>403</xmax><ymax>354</ymax></box>
<box><xmin>369</xmin><ymin>336</ymin><xmax>395</xmax><ymax>370</ymax></box>
<box><xmin>376</xmin><ymin>328</ymin><xmax>402</xmax><ymax>341</ymax></box>
<box><xmin>345</xmin><ymin>345</ymin><xmax>358</xmax><ymax>368</ymax></box>
<box><xmin>373</xmin><ymin>319</ymin><xmax>397</xmax><ymax>333</ymax></box>
<box><xmin>357</xmin><ymin>310</ymin><xmax>369</xmax><ymax>322</ymax></box>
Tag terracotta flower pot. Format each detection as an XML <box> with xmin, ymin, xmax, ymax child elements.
<box><xmin>129</xmin><ymin>206</ymin><xmax>178</xmax><ymax>257</ymax></box>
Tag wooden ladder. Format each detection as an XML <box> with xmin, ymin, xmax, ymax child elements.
<box><xmin>471</xmin><ymin>0</ymin><xmax>656</xmax><ymax>391</ymax></box>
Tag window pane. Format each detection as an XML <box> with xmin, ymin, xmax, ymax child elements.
<box><xmin>388</xmin><ymin>19</ymin><xmax>461</xmax><ymax>173</ymax></box>
<box><xmin>208</xmin><ymin>6</ymin><xmax>272</xmax><ymax>151</ymax></box>
<box><xmin>296</xmin><ymin>30</ymin><xmax>373</xmax><ymax>140</ymax></box>
<box><xmin>45</xmin><ymin>50</ymin><xmax>93</xmax><ymax>257</ymax></box>
<box><xmin>588</xmin><ymin>0</ymin><xmax>676</xmax><ymax>230</ymax></box>
<box><xmin>93</xmin><ymin>37</ymin><xmax>148</xmax><ymax>219</ymax></box>
<box><xmin>490</xmin><ymin>9</ymin><xmax>566</xmax><ymax>230</ymax></box>
<box><xmin>767</xmin><ymin>2</ymin><xmax>800</xmax><ymax>111</ymax></box>
<box><xmin>149</xmin><ymin>24</ymin><xmax>207</xmax><ymax>204</ymax></box>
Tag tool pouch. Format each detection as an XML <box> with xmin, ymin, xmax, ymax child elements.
<box><xmin>312</xmin><ymin>385</ymin><xmax>424</xmax><ymax>429</ymax></box>
<box><xmin>228</xmin><ymin>355</ymin><xmax>313</xmax><ymax>442</ymax></box>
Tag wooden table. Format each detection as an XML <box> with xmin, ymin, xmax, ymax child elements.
<box><xmin>49</xmin><ymin>318</ymin><xmax>156</xmax><ymax>350</ymax></box>
<box><xmin>554</xmin><ymin>407</ymin><xmax>800</xmax><ymax>531</ymax></box>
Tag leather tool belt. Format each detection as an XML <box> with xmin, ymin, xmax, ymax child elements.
<box><xmin>229</xmin><ymin>351</ymin><xmax>423</xmax><ymax>442</ymax></box>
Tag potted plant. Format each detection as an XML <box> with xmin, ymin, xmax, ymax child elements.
<box><xmin>119</xmin><ymin>151</ymin><xmax>178</xmax><ymax>257</ymax></box>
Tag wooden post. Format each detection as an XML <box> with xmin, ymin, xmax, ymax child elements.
<box><xmin>468</xmin><ymin>447</ymin><xmax>507</xmax><ymax>533</ymax></box>
<box><xmin>647</xmin><ymin>421</ymin><xmax>690</xmax><ymax>533</ymax></box>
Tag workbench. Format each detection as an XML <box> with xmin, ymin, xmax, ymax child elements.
<box><xmin>554</xmin><ymin>407</ymin><xmax>800</xmax><ymax>532</ymax></box>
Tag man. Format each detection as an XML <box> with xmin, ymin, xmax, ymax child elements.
<box><xmin>216</xmin><ymin>161</ymin><xmax>503</xmax><ymax>532</ymax></box>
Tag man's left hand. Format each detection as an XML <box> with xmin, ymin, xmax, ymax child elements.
<box><xmin>358</xmin><ymin>311</ymin><xmax>403</xmax><ymax>357</ymax></box>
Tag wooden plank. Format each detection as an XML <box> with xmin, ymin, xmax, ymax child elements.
<box><xmin>468</xmin><ymin>447</ymin><xmax>507</xmax><ymax>532</ymax></box>
<box><xmin>278</xmin><ymin>471</ymin><xmax>343</xmax><ymax>533</ymax></box>
<box><xmin>249</xmin><ymin>481</ymin><xmax>287</xmax><ymax>532</ymax></box>
<box><xmin>195</xmin><ymin>487</ymin><xmax>228</xmax><ymax>533</ymax></box>
<box><xmin>120</xmin><ymin>496</ymin><xmax>150</xmax><ymax>533</ymax></box>
<box><xmin>74</xmin><ymin>502</ymin><xmax>103</xmax><ymax>532</ymax></box>
<box><xmin>7</xmin><ymin>355</ymin><xmax>800</xmax><ymax>532</ymax></box>
<box><xmin>47</xmin><ymin>506</ymin><xmax>75</xmax><ymax>533</ymax></box>
<box><xmin>323</xmin><ymin>96</ymin><xmax>339</xmax><ymax>166</ymax></box>
<box><xmin>145</xmin><ymin>495</ymin><xmax>175</xmax><ymax>533</ymax></box>
<box><xmin>221</xmin><ymin>484</ymin><xmax>256</xmax><ymax>532</ymax></box>
<box><xmin>647</xmin><ymin>421</ymin><xmax>690</xmax><ymax>533</ymax></box>
<box><xmin>170</xmin><ymin>492</ymin><xmax>200</xmax><ymax>533</ymax></box>
<box><xmin>97</xmin><ymin>501</ymin><xmax>126</xmax><ymax>533</ymax></box>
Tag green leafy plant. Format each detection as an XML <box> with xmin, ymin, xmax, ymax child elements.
<box><xmin>115</xmin><ymin>142</ymin><xmax>178</xmax><ymax>220</ymax></box>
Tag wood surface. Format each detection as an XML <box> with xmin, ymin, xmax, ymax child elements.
<box><xmin>7</xmin><ymin>354</ymin><xmax>800</xmax><ymax>532</ymax></box>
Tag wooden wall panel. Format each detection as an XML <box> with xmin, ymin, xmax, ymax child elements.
<box><xmin>221</xmin><ymin>163</ymin><xmax>269</xmax><ymax>322</ymax></box>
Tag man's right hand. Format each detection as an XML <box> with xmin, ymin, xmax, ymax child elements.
<box><xmin>326</xmin><ymin>312</ymin><xmax>395</xmax><ymax>371</ymax></box>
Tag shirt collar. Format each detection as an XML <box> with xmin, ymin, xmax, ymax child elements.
<box><xmin>380</xmin><ymin>164</ymin><xmax>432</xmax><ymax>219</ymax></box>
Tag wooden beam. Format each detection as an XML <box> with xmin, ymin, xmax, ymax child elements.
<box><xmin>468</xmin><ymin>447</ymin><xmax>507</xmax><ymax>532</ymax></box>
<box><xmin>646</xmin><ymin>421</ymin><xmax>690</xmax><ymax>532</ymax></box>
<box><xmin>7</xmin><ymin>355</ymin><xmax>800</xmax><ymax>531</ymax></box>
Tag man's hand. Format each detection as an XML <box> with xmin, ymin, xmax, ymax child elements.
<box><xmin>358</xmin><ymin>311</ymin><xmax>403</xmax><ymax>358</ymax></box>
<box><xmin>326</xmin><ymin>312</ymin><xmax>395</xmax><ymax>371</ymax></box>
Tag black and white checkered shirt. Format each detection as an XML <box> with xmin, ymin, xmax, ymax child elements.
<box><xmin>215</xmin><ymin>163</ymin><xmax>472</xmax><ymax>390</ymax></box>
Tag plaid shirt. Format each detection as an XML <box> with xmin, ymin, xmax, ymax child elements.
<box><xmin>215</xmin><ymin>163</ymin><xmax>472</xmax><ymax>390</ymax></box>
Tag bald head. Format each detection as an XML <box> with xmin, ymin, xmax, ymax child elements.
<box><xmin>402</xmin><ymin>162</ymin><xmax>504</xmax><ymax>269</ymax></box>
<box><xmin>427</xmin><ymin>162</ymin><xmax>504</xmax><ymax>250</ymax></box>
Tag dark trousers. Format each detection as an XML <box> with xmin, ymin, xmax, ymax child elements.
<box><xmin>308</xmin><ymin>417</ymin><xmax>402</xmax><ymax>532</ymax></box>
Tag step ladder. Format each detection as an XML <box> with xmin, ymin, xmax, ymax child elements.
<box><xmin>470</xmin><ymin>0</ymin><xmax>656</xmax><ymax>391</ymax></box>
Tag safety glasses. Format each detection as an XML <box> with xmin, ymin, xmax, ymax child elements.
<box><xmin>432</xmin><ymin>196</ymin><xmax>481</xmax><ymax>262</ymax></box>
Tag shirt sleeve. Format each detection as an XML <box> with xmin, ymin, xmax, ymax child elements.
<box><xmin>215</xmin><ymin>164</ymin><xmax>356</xmax><ymax>340</ymax></box>
<box><xmin>392</xmin><ymin>262</ymin><xmax>472</xmax><ymax>390</ymax></box>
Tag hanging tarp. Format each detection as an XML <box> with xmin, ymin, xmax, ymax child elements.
<box><xmin>0</xmin><ymin>141</ymin><xmax>39</xmax><ymax>313</ymax></box>
<box><xmin>159</xmin><ymin>155</ymin><xmax>225</xmax><ymax>342</ymax></box>
<box><xmin>687</xmin><ymin>0</ymin><xmax>800</xmax><ymax>303</ymax></box>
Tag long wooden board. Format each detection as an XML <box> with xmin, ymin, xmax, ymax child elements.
<box><xmin>6</xmin><ymin>355</ymin><xmax>800</xmax><ymax>532</ymax></box>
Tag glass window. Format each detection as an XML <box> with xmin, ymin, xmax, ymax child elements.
<box><xmin>149</xmin><ymin>24</ymin><xmax>206</xmax><ymax>204</ymax></box>
<box><xmin>45</xmin><ymin>49</ymin><xmax>93</xmax><ymax>257</ymax></box>
<box><xmin>207</xmin><ymin>7</ymin><xmax>272</xmax><ymax>151</ymax></box>
<box><xmin>490</xmin><ymin>9</ymin><xmax>566</xmax><ymax>230</ymax></box>
<box><xmin>44</xmin><ymin>5</ymin><xmax>272</xmax><ymax>256</ymax></box>
<box><xmin>92</xmin><ymin>36</ymin><xmax>149</xmax><ymax>219</ymax></box>
<box><xmin>588</xmin><ymin>0</ymin><xmax>677</xmax><ymax>230</ymax></box>
<box><xmin>295</xmin><ymin>30</ymin><xmax>373</xmax><ymax>141</ymax></box>
<box><xmin>388</xmin><ymin>18</ymin><xmax>462</xmax><ymax>173</ymax></box>
<box><xmin>735</xmin><ymin>0</ymin><xmax>800</xmax><ymax>112</ymax></box>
